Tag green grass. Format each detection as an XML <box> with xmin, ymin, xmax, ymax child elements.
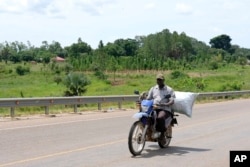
<box><xmin>1</xmin><ymin>62</ymin><xmax>250</xmax><ymax>116</ymax></box>
<box><xmin>1</xmin><ymin>62</ymin><xmax>250</xmax><ymax>98</ymax></box>
<box><xmin>0</xmin><ymin>72</ymin><xmax>65</xmax><ymax>98</ymax></box>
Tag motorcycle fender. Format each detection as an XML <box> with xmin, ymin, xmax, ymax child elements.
<box><xmin>132</xmin><ymin>112</ymin><xmax>148</xmax><ymax>119</ymax></box>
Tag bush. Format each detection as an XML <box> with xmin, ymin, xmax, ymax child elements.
<box><xmin>64</xmin><ymin>64</ymin><xmax>73</xmax><ymax>74</ymax></box>
<box><xmin>218</xmin><ymin>82</ymin><xmax>243</xmax><ymax>91</ymax></box>
<box><xmin>192</xmin><ymin>78</ymin><xmax>206</xmax><ymax>90</ymax></box>
<box><xmin>94</xmin><ymin>70</ymin><xmax>107</xmax><ymax>80</ymax></box>
<box><xmin>63</xmin><ymin>72</ymin><xmax>91</xmax><ymax>96</ymax></box>
<box><xmin>209</xmin><ymin>61</ymin><xmax>219</xmax><ymax>70</ymax></box>
<box><xmin>170</xmin><ymin>70</ymin><xmax>189</xmax><ymax>79</ymax></box>
<box><xmin>16</xmin><ymin>65</ymin><xmax>30</xmax><ymax>76</ymax></box>
<box><xmin>54</xmin><ymin>76</ymin><xmax>62</xmax><ymax>85</ymax></box>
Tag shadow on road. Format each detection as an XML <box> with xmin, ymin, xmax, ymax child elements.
<box><xmin>132</xmin><ymin>145</ymin><xmax>211</xmax><ymax>158</ymax></box>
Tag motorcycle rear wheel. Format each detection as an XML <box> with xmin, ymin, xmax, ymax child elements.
<box><xmin>128</xmin><ymin>121</ymin><xmax>146</xmax><ymax>156</ymax></box>
<box><xmin>158</xmin><ymin>126</ymin><xmax>172</xmax><ymax>148</ymax></box>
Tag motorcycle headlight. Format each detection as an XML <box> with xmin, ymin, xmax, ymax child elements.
<box><xmin>141</xmin><ymin>106</ymin><xmax>149</xmax><ymax>112</ymax></box>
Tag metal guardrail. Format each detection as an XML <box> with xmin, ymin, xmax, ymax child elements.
<box><xmin>0</xmin><ymin>95</ymin><xmax>139</xmax><ymax>117</ymax></box>
<box><xmin>0</xmin><ymin>90</ymin><xmax>250</xmax><ymax>117</ymax></box>
<box><xmin>197</xmin><ymin>90</ymin><xmax>250</xmax><ymax>98</ymax></box>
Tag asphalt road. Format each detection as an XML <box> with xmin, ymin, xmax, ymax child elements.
<box><xmin>0</xmin><ymin>99</ymin><xmax>250</xmax><ymax>167</ymax></box>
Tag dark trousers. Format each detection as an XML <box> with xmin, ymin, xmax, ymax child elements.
<box><xmin>155</xmin><ymin>109</ymin><xmax>172</xmax><ymax>132</ymax></box>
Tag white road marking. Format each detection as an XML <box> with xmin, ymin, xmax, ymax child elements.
<box><xmin>0</xmin><ymin>114</ymin><xmax>132</xmax><ymax>131</ymax></box>
<box><xmin>0</xmin><ymin>139</ymin><xmax>126</xmax><ymax>167</ymax></box>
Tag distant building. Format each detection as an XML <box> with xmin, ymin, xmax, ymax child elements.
<box><xmin>53</xmin><ymin>56</ymin><xmax>65</xmax><ymax>62</ymax></box>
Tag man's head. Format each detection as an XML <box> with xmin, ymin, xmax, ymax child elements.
<box><xmin>156</xmin><ymin>73</ymin><xmax>165</xmax><ymax>88</ymax></box>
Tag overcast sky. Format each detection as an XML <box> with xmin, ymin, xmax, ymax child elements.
<box><xmin>0</xmin><ymin>0</ymin><xmax>249</xmax><ymax>49</ymax></box>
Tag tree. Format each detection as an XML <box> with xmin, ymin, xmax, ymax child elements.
<box><xmin>21</xmin><ymin>50</ymin><xmax>35</xmax><ymax>62</ymax></box>
<box><xmin>41</xmin><ymin>41</ymin><xmax>49</xmax><ymax>51</ymax></box>
<box><xmin>209</xmin><ymin>34</ymin><xmax>232</xmax><ymax>53</ymax></box>
<box><xmin>113</xmin><ymin>38</ymin><xmax>139</xmax><ymax>56</ymax></box>
<box><xmin>98</xmin><ymin>40</ymin><xmax>104</xmax><ymax>49</ymax></box>
<box><xmin>1</xmin><ymin>46</ymin><xmax>10</xmax><ymax>64</ymax></box>
<box><xmin>237</xmin><ymin>57</ymin><xmax>247</xmax><ymax>67</ymax></box>
<box><xmin>64</xmin><ymin>72</ymin><xmax>91</xmax><ymax>96</ymax></box>
<box><xmin>66</xmin><ymin>38</ymin><xmax>92</xmax><ymax>58</ymax></box>
<box><xmin>10</xmin><ymin>54</ymin><xmax>21</xmax><ymax>63</ymax></box>
<box><xmin>105</xmin><ymin>43</ymin><xmax>125</xmax><ymax>57</ymax></box>
<box><xmin>48</xmin><ymin>41</ymin><xmax>63</xmax><ymax>55</ymax></box>
<box><xmin>108</xmin><ymin>57</ymin><xmax>120</xmax><ymax>81</ymax></box>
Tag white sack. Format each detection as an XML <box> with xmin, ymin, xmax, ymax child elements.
<box><xmin>171</xmin><ymin>91</ymin><xmax>199</xmax><ymax>117</ymax></box>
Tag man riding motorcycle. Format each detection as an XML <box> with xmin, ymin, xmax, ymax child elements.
<box><xmin>146</xmin><ymin>73</ymin><xmax>176</xmax><ymax>139</ymax></box>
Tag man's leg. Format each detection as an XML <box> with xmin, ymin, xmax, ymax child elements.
<box><xmin>156</xmin><ymin>111</ymin><xmax>172</xmax><ymax>140</ymax></box>
<box><xmin>156</xmin><ymin>110</ymin><xmax>167</xmax><ymax>132</ymax></box>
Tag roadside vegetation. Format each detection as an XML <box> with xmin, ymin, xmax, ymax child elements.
<box><xmin>1</xmin><ymin>62</ymin><xmax>250</xmax><ymax>98</ymax></box>
<box><xmin>1</xmin><ymin>29</ymin><xmax>250</xmax><ymax>116</ymax></box>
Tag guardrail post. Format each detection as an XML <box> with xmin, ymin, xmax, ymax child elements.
<box><xmin>45</xmin><ymin>106</ymin><xmax>49</xmax><ymax>115</ymax></box>
<box><xmin>98</xmin><ymin>103</ymin><xmax>101</xmax><ymax>110</ymax></box>
<box><xmin>118</xmin><ymin>102</ymin><xmax>122</xmax><ymax>109</ymax></box>
<box><xmin>74</xmin><ymin>104</ymin><xmax>78</xmax><ymax>113</ymax></box>
<box><xmin>10</xmin><ymin>107</ymin><xmax>15</xmax><ymax>118</ymax></box>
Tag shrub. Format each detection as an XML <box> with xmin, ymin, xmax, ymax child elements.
<box><xmin>63</xmin><ymin>72</ymin><xmax>91</xmax><ymax>96</ymax></box>
<box><xmin>54</xmin><ymin>76</ymin><xmax>62</xmax><ymax>85</ymax></box>
<box><xmin>209</xmin><ymin>61</ymin><xmax>219</xmax><ymax>70</ymax></box>
<box><xmin>170</xmin><ymin>70</ymin><xmax>189</xmax><ymax>79</ymax></box>
<box><xmin>64</xmin><ymin>64</ymin><xmax>73</xmax><ymax>74</ymax></box>
<box><xmin>16</xmin><ymin>65</ymin><xmax>30</xmax><ymax>76</ymax></box>
<box><xmin>94</xmin><ymin>70</ymin><xmax>107</xmax><ymax>80</ymax></box>
<box><xmin>218</xmin><ymin>82</ymin><xmax>243</xmax><ymax>91</ymax></box>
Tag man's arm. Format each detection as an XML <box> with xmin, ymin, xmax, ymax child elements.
<box><xmin>146</xmin><ymin>87</ymin><xmax>154</xmax><ymax>100</ymax></box>
<box><xmin>166</xmin><ymin>98</ymin><xmax>174</xmax><ymax>106</ymax></box>
<box><xmin>161</xmin><ymin>89</ymin><xmax>175</xmax><ymax>106</ymax></box>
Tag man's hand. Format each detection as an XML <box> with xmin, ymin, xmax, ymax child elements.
<box><xmin>159</xmin><ymin>102</ymin><xmax>171</xmax><ymax>106</ymax></box>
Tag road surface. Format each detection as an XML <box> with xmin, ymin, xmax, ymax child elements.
<box><xmin>0</xmin><ymin>99</ymin><xmax>250</xmax><ymax>167</ymax></box>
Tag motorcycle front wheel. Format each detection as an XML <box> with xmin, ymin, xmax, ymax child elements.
<box><xmin>128</xmin><ymin>121</ymin><xmax>146</xmax><ymax>156</ymax></box>
<box><xmin>158</xmin><ymin>125</ymin><xmax>172</xmax><ymax>148</ymax></box>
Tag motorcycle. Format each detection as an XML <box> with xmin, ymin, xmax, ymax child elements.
<box><xmin>128</xmin><ymin>91</ymin><xmax>178</xmax><ymax>156</ymax></box>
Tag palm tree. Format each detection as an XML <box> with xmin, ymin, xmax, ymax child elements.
<box><xmin>64</xmin><ymin>72</ymin><xmax>91</xmax><ymax>96</ymax></box>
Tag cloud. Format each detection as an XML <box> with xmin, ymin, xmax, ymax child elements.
<box><xmin>0</xmin><ymin>0</ymin><xmax>62</xmax><ymax>17</ymax></box>
<box><xmin>0</xmin><ymin>0</ymin><xmax>28</xmax><ymax>14</ymax></box>
<box><xmin>0</xmin><ymin>0</ymin><xmax>114</xmax><ymax>17</ymax></box>
<box><xmin>144</xmin><ymin>2</ymin><xmax>155</xmax><ymax>10</ymax></box>
<box><xmin>175</xmin><ymin>3</ymin><xmax>193</xmax><ymax>15</ymax></box>
<box><xmin>1</xmin><ymin>0</ymin><xmax>250</xmax><ymax>48</ymax></box>
<box><xmin>75</xmin><ymin>1</ymin><xmax>102</xmax><ymax>16</ymax></box>
<box><xmin>30</xmin><ymin>0</ymin><xmax>50</xmax><ymax>11</ymax></box>
<box><xmin>74</xmin><ymin>0</ymin><xmax>118</xmax><ymax>16</ymax></box>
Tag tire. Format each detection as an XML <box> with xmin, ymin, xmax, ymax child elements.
<box><xmin>128</xmin><ymin>121</ymin><xmax>146</xmax><ymax>156</ymax></box>
<box><xmin>158</xmin><ymin>126</ymin><xmax>172</xmax><ymax>148</ymax></box>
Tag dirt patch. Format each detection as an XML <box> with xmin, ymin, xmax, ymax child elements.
<box><xmin>111</xmin><ymin>80</ymin><xmax>124</xmax><ymax>86</ymax></box>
